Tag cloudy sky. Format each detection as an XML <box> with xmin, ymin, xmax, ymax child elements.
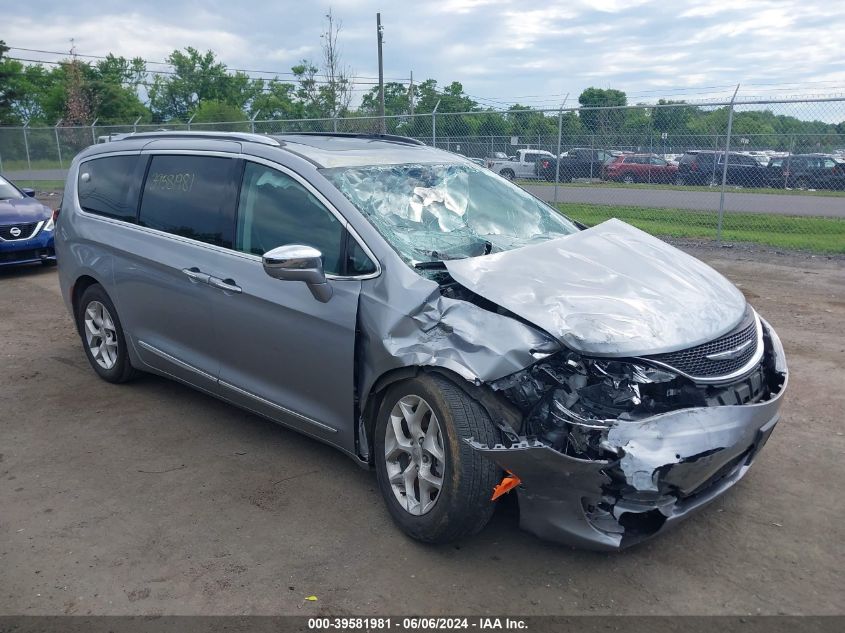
<box><xmin>3</xmin><ymin>0</ymin><xmax>845</xmax><ymax>108</ymax></box>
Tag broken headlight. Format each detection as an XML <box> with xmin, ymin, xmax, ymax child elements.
<box><xmin>495</xmin><ymin>352</ymin><xmax>685</xmax><ymax>459</ymax></box>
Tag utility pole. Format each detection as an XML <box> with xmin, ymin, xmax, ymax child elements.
<box><xmin>409</xmin><ymin>70</ymin><xmax>414</xmax><ymax>117</ymax></box>
<box><xmin>377</xmin><ymin>13</ymin><xmax>386</xmax><ymax>133</ymax></box>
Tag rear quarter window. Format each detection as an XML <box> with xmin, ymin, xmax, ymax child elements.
<box><xmin>138</xmin><ymin>155</ymin><xmax>238</xmax><ymax>248</ymax></box>
<box><xmin>77</xmin><ymin>155</ymin><xmax>144</xmax><ymax>221</ymax></box>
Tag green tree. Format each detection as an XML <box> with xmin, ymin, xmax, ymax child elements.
<box><xmin>149</xmin><ymin>47</ymin><xmax>258</xmax><ymax>121</ymax></box>
<box><xmin>249</xmin><ymin>79</ymin><xmax>304</xmax><ymax>119</ymax></box>
<box><xmin>191</xmin><ymin>100</ymin><xmax>249</xmax><ymax>131</ymax></box>
<box><xmin>578</xmin><ymin>87</ymin><xmax>627</xmax><ymax>135</ymax></box>
<box><xmin>360</xmin><ymin>82</ymin><xmax>410</xmax><ymax>116</ymax></box>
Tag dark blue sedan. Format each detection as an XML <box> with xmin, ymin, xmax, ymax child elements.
<box><xmin>0</xmin><ymin>176</ymin><xmax>57</xmax><ymax>267</ymax></box>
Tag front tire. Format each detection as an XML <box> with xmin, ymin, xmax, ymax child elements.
<box><xmin>76</xmin><ymin>284</ymin><xmax>138</xmax><ymax>383</ymax></box>
<box><xmin>374</xmin><ymin>374</ymin><xmax>501</xmax><ymax>543</ymax></box>
<box><xmin>499</xmin><ymin>169</ymin><xmax>515</xmax><ymax>181</ymax></box>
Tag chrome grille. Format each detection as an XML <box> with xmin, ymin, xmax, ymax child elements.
<box><xmin>0</xmin><ymin>222</ymin><xmax>38</xmax><ymax>241</ymax></box>
<box><xmin>645</xmin><ymin>310</ymin><xmax>759</xmax><ymax>379</ymax></box>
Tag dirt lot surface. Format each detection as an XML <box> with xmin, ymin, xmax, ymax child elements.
<box><xmin>1</xmin><ymin>244</ymin><xmax>843</xmax><ymax>616</ymax></box>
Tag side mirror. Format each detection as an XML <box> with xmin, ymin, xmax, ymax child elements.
<box><xmin>262</xmin><ymin>244</ymin><xmax>332</xmax><ymax>303</ymax></box>
<box><xmin>21</xmin><ymin>188</ymin><xmax>36</xmax><ymax>197</ymax></box>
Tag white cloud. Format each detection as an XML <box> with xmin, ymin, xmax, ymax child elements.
<box><xmin>2</xmin><ymin>0</ymin><xmax>844</xmax><ymax>108</ymax></box>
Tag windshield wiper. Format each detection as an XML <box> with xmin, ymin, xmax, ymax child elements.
<box><xmin>414</xmin><ymin>260</ymin><xmax>448</xmax><ymax>270</ymax></box>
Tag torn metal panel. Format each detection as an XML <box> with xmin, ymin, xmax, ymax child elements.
<box><xmin>444</xmin><ymin>219</ymin><xmax>748</xmax><ymax>357</ymax></box>
<box><xmin>357</xmin><ymin>264</ymin><xmax>559</xmax><ymax>414</ymax></box>
<box><xmin>467</xmin><ymin>323</ymin><xmax>787</xmax><ymax>550</ymax></box>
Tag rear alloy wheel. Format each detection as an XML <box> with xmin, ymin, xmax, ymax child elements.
<box><xmin>84</xmin><ymin>301</ymin><xmax>119</xmax><ymax>370</ymax></box>
<box><xmin>622</xmin><ymin>173</ymin><xmax>636</xmax><ymax>184</ymax></box>
<box><xmin>499</xmin><ymin>169</ymin><xmax>515</xmax><ymax>181</ymax></box>
<box><xmin>675</xmin><ymin>175</ymin><xmax>686</xmax><ymax>186</ymax></box>
<box><xmin>795</xmin><ymin>177</ymin><xmax>810</xmax><ymax>190</ymax></box>
<box><xmin>374</xmin><ymin>374</ymin><xmax>501</xmax><ymax>543</ymax></box>
<box><xmin>76</xmin><ymin>284</ymin><xmax>138</xmax><ymax>383</ymax></box>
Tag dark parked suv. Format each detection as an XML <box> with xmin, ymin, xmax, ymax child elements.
<box><xmin>676</xmin><ymin>151</ymin><xmax>768</xmax><ymax>187</ymax></box>
<box><xmin>780</xmin><ymin>154</ymin><xmax>845</xmax><ymax>190</ymax></box>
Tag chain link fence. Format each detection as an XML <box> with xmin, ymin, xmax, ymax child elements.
<box><xmin>2</xmin><ymin>97</ymin><xmax>844</xmax><ymax>253</ymax></box>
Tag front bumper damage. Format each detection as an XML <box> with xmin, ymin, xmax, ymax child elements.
<box><xmin>468</xmin><ymin>320</ymin><xmax>788</xmax><ymax>551</ymax></box>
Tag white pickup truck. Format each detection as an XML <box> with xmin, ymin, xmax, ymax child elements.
<box><xmin>486</xmin><ymin>149</ymin><xmax>555</xmax><ymax>180</ymax></box>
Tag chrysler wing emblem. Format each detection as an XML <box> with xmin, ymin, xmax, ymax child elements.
<box><xmin>9</xmin><ymin>226</ymin><xmax>22</xmax><ymax>237</ymax></box>
<box><xmin>705</xmin><ymin>339</ymin><xmax>753</xmax><ymax>361</ymax></box>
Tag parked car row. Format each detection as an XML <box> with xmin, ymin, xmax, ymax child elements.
<box><xmin>485</xmin><ymin>147</ymin><xmax>845</xmax><ymax>191</ymax></box>
<box><xmin>676</xmin><ymin>151</ymin><xmax>845</xmax><ymax>190</ymax></box>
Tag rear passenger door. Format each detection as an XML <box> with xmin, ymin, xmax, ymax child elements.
<box><xmin>211</xmin><ymin>160</ymin><xmax>375</xmax><ymax>451</ymax></box>
<box><xmin>113</xmin><ymin>153</ymin><xmax>240</xmax><ymax>392</ymax></box>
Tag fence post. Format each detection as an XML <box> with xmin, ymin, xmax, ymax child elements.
<box><xmin>432</xmin><ymin>99</ymin><xmax>441</xmax><ymax>147</ymax></box>
<box><xmin>250</xmin><ymin>110</ymin><xmax>261</xmax><ymax>134</ymax></box>
<box><xmin>717</xmin><ymin>84</ymin><xmax>740</xmax><ymax>243</ymax></box>
<box><xmin>54</xmin><ymin>119</ymin><xmax>63</xmax><ymax>169</ymax></box>
<box><xmin>91</xmin><ymin>118</ymin><xmax>99</xmax><ymax>145</ymax></box>
<box><xmin>23</xmin><ymin>124</ymin><xmax>31</xmax><ymax>171</ymax></box>
<box><xmin>133</xmin><ymin>116</ymin><xmax>142</xmax><ymax>133</ymax></box>
<box><xmin>647</xmin><ymin>108</ymin><xmax>654</xmax><ymax>184</ymax></box>
<box><xmin>784</xmin><ymin>134</ymin><xmax>795</xmax><ymax>189</ymax></box>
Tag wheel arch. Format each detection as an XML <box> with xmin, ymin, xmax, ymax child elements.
<box><xmin>358</xmin><ymin>365</ymin><xmax>522</xmax><ymax>467</ymax></box>
<box><xmin>71</xmin><ymin>274</ymin><xmax>104</xmax><ymax>332</ymax></box>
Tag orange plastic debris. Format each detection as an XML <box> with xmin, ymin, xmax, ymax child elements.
<box><xmin>491</xmin><ymin>473</ymin><xmax>522</xmax><ymax>500</ymax></box>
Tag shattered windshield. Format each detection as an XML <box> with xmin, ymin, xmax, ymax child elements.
<box><xmin>323</xmin><ymin>162</ymin><xmax>579</xmax><ymax>264</ymax></box>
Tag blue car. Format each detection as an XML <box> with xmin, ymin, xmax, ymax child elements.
<box><xmin>0</xmin><ymin>175</ymin><xmax>57</xmax><ymax>267</ymax></box>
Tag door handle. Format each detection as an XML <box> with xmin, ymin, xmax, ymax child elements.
<box><xmin>208</xmin><ymin>276</ymin><xmax>242</xmax><ymax>294</ymax></box>
<box><xmin>182</xmin><ymin>267</ymin><xmax>211</xmax><ymax>284</ymax></box>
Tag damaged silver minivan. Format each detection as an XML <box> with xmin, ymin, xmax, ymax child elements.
<box><xmin>56</xmin><ymin>132</ymin><xmax>787</xmax><ymax>550</ymax></box>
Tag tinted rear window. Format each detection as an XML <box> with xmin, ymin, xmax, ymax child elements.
<box><xmin>77</xmin><ymin>155</ymin><xmax>144</xmax><ymax>221</ymax></box>
<box><xmin>138</xmin><ymin>155</ymin><xmax>238</xmax><ymax>247</ymax></box>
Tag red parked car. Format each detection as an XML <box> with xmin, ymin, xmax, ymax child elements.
<box><xmin>603</xmin><ymin>154</ymin><xmax>678</xmax><ymax>184</ymax></box>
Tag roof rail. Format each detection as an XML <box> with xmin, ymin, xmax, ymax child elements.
<box><xmin>276</xmin><ymin>132</ymin><xmax>426</xmax><ymax>146</ymax></box>
<box><xmin>125</xmin><ymin>130</ymin><xmax>280</xmax><ymax>146</ymax></box>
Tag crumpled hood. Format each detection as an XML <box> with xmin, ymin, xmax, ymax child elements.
<box><xmin>0</xmin><ymin>197</ymin><xmax>52</xmax><ymax>224</ymax></box>
<box><xmin>443</xmin><ymin>219</ymin><xmax>747</xmax><ymax>357</ymax></box>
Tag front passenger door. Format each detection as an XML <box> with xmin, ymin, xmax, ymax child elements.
<box><xmin>212</xmin><ymin>161</ymin><xmax>374</xmax><ymax>451</ymax></box>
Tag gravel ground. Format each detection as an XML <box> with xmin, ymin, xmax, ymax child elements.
<box><xmin>0</xmin><ymin>245</ymin><xmax>843</xmax><ymax>616</ymax></box>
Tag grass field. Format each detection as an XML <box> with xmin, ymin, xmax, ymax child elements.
<box><xmin>1</xmin><ymin>159</ymin><xmax>66</xmax><ymax>171</ymax></box>
<box><xmin>519</xmin><ymin>179</ymin><xmax>845</xmax><ymax>198</ymax></box>
<box><xmin>12</xmin><ymin>180</ymin><xmax>66</xmax><ymax>191</ymax></box>
<box><xmin>555</xmin><ymin>203</ymin><xmax>845</xmax><ymax>254</ymax></box>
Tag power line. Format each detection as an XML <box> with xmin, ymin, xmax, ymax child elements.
<box><xmin>3</xmin><ymin>56</ymin><xmax>389</xmax><ymax>88</ymax></box>
<box><xmin>6</xmin><ymin>46</ymin><xmax>409</xmax><ymax>82</ymax></box>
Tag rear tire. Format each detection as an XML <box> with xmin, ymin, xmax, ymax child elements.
<box><xmin>622</xmin><ymin>173</ymin><xmax>636</xmax><ymax>184</ymax></box>
<box><xmin>76</xmin><ymin>284</ymin><xmax>138</xmax><ymax>384</ymax></box>
<box><xmin>499</xmin><ymin>169</ymin><xmax>515</xmax><ymax>181</ymax></box>
<box><xmin>374</xmin><ymin>373</ymin><xmax>501</xmax><ymax>543</ymax></box>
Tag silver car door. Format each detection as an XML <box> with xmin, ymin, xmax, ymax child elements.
<box><xmin>211</xmin><ymin>160</ymin><xmax>372</xmax><ymax>452</ymax></box>
<box><xmin>114</xmin><ymin>153</ymin><xmax>240</xmax><ymax>392</ymax></box>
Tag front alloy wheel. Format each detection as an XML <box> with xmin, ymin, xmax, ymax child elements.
<box><xmin>374</xmin><ymin>374</ymin><xmax>501</xmax><ymax>543</ymax></box>
<box><xmin>384</xmin><ymin>395</ymin><xmax>445</xmax><ymax>515</ymax></box>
